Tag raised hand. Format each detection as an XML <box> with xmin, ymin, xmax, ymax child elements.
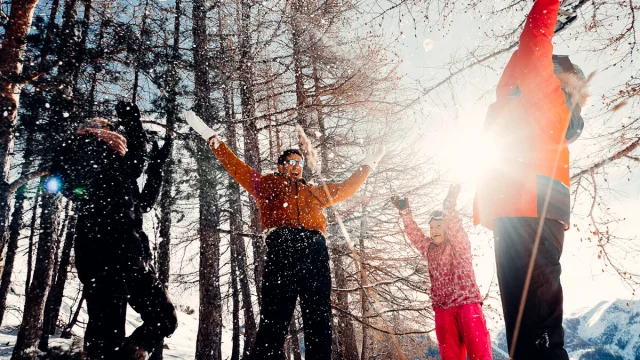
<box><xmin>391</xmin><ymin>195</ymin><xmax>410</xmax><ymax>211</ymax></box>
<box><xmin>443</xmin><ymin>184</ymin><xmax>461</xmax><ymax>210</ymax></box>
<box><xmin>362</xmin><ymin>145</ymin><xmax>386</xmax><ymax>171</ymax></box>
<box><xmin>183</xmin><ymin>110</ymin><xmax>220</xmax><ymax>147</ymax></box>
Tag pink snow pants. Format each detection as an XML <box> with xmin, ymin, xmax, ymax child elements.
<box><xmin>434</xmin><ymin>302</ymin><xmax>492</xmax><ymax>360</ymax></box>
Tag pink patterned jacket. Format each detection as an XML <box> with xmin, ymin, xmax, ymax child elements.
<box><xmin>401</xmin><ymin>208</ymin><xmax>483</xmax><ymax>310</ymax></box>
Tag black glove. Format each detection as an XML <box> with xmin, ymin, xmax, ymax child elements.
<box><xmin>149</xmin><ymin>139</ymin><xmax>171</xmax><ymax>166</ymax></box>
<box><xmin>115</xmin><ymin>101</ymin><xmax>141</xmax><ymax>122</ymax></box>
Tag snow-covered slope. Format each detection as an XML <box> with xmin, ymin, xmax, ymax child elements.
<box><xmin>492</xmin><ymin>299</ymin><xmax>640</xmax><ymax>360</ymax></box>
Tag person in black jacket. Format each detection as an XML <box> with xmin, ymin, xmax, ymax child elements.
<box><xmin>49</xmin><ymin>102</ymin><xmax>177</xmax><ymax>360</ymax></box>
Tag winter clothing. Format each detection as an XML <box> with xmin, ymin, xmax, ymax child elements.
<box><xmin>494</xmin><ymin>217</ymin><xmax>568</xmax><ymax>360</ymax></box>
<box><xmin>473</xmin><ymin>0</ymin><xmax>577</xmax><ymax>230</ymax></box>
<box><xmin>400</xmin><ymin>205</ymin><xmax>490</xmax><ymax>359</ymax></box>
<box><xmin>250</xmin><ymin>228</ymin><xmax>332</xmax><ymax>360</ymax></box>
<box><xmin>472</xmin><ymin>0</ymin><xmax>576</xmax><ymax>357</ymax></box>
<box><xmin>211</xmin><ymin>140</ymin><xmax>371</xmax><ymax>234</ymax></box>
<box><xmin>401</xmin><ymin>209</ymin><xmax>483</xmax><ymax>310</ymax></box>
<box><xmin>50</xmin><ymin>103</ymin><xmax>176</xmax><ymax>360</ymax></box>
<box><xmin>434</xmin><ymin>303</ymin><xmax>493</xmax><ymax>360</ymax></box>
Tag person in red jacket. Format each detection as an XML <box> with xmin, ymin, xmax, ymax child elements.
<box><xmin>393</xmin><ymin>185</ymin><xmax>492</xmax><ymax>360</ymax></box>
<box><xmin>473</xmin><ymin>0</ymin><xmax>590</xmax><ymax>358</ymax></box>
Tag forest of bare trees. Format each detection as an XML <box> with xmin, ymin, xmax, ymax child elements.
<box><xmin>0</xmin><ymin>0</ymin><xmax>638</xmax><ymax>358</ymax></box>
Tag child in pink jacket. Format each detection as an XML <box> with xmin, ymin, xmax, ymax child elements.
<box><xmin>393</xmin><ymin>185</ymin><xmax>492</xmax><ymax>360</ymax></box>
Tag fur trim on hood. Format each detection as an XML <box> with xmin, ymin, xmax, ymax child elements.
<box><xmin>556</xmin><ymin>71</ymin><xmax>591</xmax><ymax>109</ymax></box>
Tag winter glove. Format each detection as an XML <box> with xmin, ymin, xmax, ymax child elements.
<box><xmin>115</xmin><ymin>101</ymin><xmax>141</xmax><ymax>122</ymax></box>
<box><xmin>183</xmin><ymin>110</ymin><xmax>221</xmax><ymax>148</ymax></box>
<box><xmin>362</xmin><ymin>145</ymin><xmax>386</xmax><ymax>171</ymax></box>
<box><xmin>149</xmin><ymin>139</ymin><xmax>171</xmax><ymax>166</ymax></box>
<box><xmin>443</xmin><ymin>184</ymin><xmax>461</xmax><ymax>211</ymax></box>
<box><xmin>391</xmin><ymin>195</ymin><xmax>411</xmax><ymax>215</ymax></box>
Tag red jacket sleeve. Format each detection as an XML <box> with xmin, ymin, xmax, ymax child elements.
<box><xmin>401</xmin><ymin>212</ymin><xmax>431</xmax><ymax>259</ymax></box>
<box><xmin>496</xmin><ymin>50</ymin><xmax>520</xmax><ymax>100</ymax></box>
<box><xmin>516</xmin><ymin>0</ymin><xmax>570</xmax><ymax>138</ymax></box>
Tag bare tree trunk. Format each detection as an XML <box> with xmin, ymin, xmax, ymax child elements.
<box><xmin>238</xmin><ymin>0</ymin><xmax>264</xmax><ymax>305</ymax></box>
<box><xmin>38</xmin><ymin>200</ymin><xmax>71</xmax><ymax>351</ymax></box>
<box><xmin>230</xmin><ymin>244</ymin><xmax>240</xmax><ymax>360</ymax></box>
<box><xmin>193</xmin><ymin>0</ymin><xmax>222</xmax><ymax>358</ymax></box>
<box><xmin>0</xmin><ymin>0</ymin><xmax>40</xmax><ymax>250</ymax></box>
<box><xmin>359</xmin><ymin>187</ymin><xmax>370</xmax><ymax>360</ymax></box>
<box><xmin>315</xmin><ymin>65</ymin><xmax>359</xmax><ymax>360</ymax></box>
<box><xmin>291</xmin><ymin>0</ymin><xmax>308</xmax><ymax>129</ymax></box>
<box><xmin>131</xmin><ymin>0</ymin><xmax>150</xmax><ymax>102</ymax></box>
<box><xmin>151</xmin><ymin>3</ymin><xmax>181</xmax><ymax>360</ymax></box>
<box><xmin>11</xmin><ymin>194</ymin><xmax>62</xmax><ymax>360</ymax></box>
<box><xmin>24</xmin><ymin>183</ymin><xmax>42</xmax><ymax>295</ymax></box>
<box><xmin>40</xmin><ymin>205</ymin><xmax>75</xmax><ymax>343</ymax></box>
<box><xmin>0</xmin><ymin>121</ymin><xmax>38</xmax><ymax>324</ymax></box>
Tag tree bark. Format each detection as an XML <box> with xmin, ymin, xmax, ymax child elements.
<box><xmin>238</xmin><ymin>0</ymin><xmax>264</xmax><ymax>305</ymax></box>
<box><xmin>0</xmin><ymin>0</ymin><xmax>40</xmax><ymax>270</ymax></box>
<box><xmin>230</xmin><ymin>244</ymin><xmax>240</xmax><ymax>360</ymax></box>
<box><xmin>24</xmin><ymin>183</ymin><xmax>42</xmax><ymax>296</ymax></box>
<box><xmin>40</xmin><ymin>205</ymin><xmax>75</xmax><ymax>343</ymax></box>
<box><xmin>11</xmin><ymin>194</ymin><xmax>62</xmax><ymax>360</ymax></box>
<box><xmin>193</xmin><ymin>0</ymin><xmax>222</xmax><ymax>358</ymax></box>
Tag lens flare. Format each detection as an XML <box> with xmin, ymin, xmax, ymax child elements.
<box><xmin>44</xmin><ymin>176</ymin><xmax>62</xmax><ymax>194</ymax></box>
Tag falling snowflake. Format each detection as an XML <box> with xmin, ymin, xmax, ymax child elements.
<box><xmin>45</xmin><ymin>103</ymin><xmax>50</xmax><ymax>108</ymax></box>
<box><xmin>63</xmin><ymin>112</ymin><xmax>70</xmax><ymax>118</ymax></box>
<box><xmin>283</xmin><ymin>203</ymin><xmax>288</xmax><ymax>208</ymax></box>
<box><xmin>423</xmin><ymin>39</ymin><xmax>435</xmax><ymax>52</ymax></box>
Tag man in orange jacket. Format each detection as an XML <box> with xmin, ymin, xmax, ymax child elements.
<box><xmin>473</xmin><ymin>0</ymin><xmax>589</xmax><ymax>358</ymax></box>
<box><xmin>184</xmin><ymin>111</ymin><xmax>385</xmax><ymax>360</ymax></box>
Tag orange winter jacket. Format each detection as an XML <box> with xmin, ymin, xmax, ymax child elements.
<box><xmin>473</xmin><ymin>0</ymin><xmax>572</xmax><ymax>230</ymax></box>
<box><xmin>211</xmin><ymin>141</ymin><xmax>371</xmax><ymax>234</ymax></box>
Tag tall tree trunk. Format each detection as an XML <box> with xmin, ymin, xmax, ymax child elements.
<box><xmin>151</xmin><ymin>3</ymin><xmax>181</xmax><ymax>360</ymax></box>
<box><xmin>0</xmin><ymin>0</ymin><xmax>40</xmax><ymax>270</ymax></box>
<box><xmin>193</xmin><ymin>0</ymin><xmax>222</xmax><ymax>358</ymax></box>
<box><xmin>359</xmin><ymin>185</ymin><xmax>370</xmax><ymax>360</ymax></box>
<box><xmin>39</xmin><ymin>204</ymin><xmax>75</xmax><ymax>347</ymax></box>
<box><xmin>24</xmin><ymin>183</ymin><xmax>42</xmax><ymax>295</ymax></box>
<box><xmin>131</xmin><ymin>0</ymin><xmax>150</xmax><ymax>102</ymax></box>
<box><xmin>238</xmin><ymin>0</ymin><xmax>264</xmax><ymax>305</ymax></box>
<box><xmin>225</xmin><ymin>116</ymin><xmax>256</xmax><ymax>356</ymax></box>
<box><xmin>11</xmin><ymin>194</ymin><xmax>62</xmax><ymax>360</ymax></box>
<box><xmin>291</xmin><ymin>0</ymin><xmax>308</xmax><ymax>128</ymax></box>
<box><xmin>38</xmin><ymin>200</ymin><xmax>70</xmax><ymax>352</ymax></box>
<box><xmin>230</xmin><ymin>244</ymin><xmax>240</xmax><ymax>360</ymax></box>
<box><xmin>0</xmin><ymin>122</ymin><xmax>38</xmax><ymax>324</ymax></box>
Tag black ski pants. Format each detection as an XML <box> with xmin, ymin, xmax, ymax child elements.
<box><xmin>83</xmin><ymin>262</ymin><xmax>177</xmax><ymax>360</ymax></box>
<box><xmin>250</xmin><ymin>227</ymin><xmax>332</xmax><ymax>360</ymax></box>
<box><xmin>493</xmin><ymin>217</ymin><xmax>569</xmax><ymax>360</ymax></box>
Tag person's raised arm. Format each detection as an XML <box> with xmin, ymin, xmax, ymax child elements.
<box><xmin>139</xmin><ymin>139</ymin><xmax>171</xmax><ymax>212</ymax></box>
<box><xmin>184</xmin><ymin>111</ymin><xmax>263</xmax><ymax>199</ymax></box>
<box><xmin>116</xmin><ymin>102</ymin><xmax>147</xmax><ymax>179</ymax></box>
<box><xmin>316</xmin><ymin>146</ymin><xmax>385</xmax><ymax>206</ymax></box>
<box><xmin>442</xmin><ymin>184</ymin><xmax>471</xmax><ymax>251</ymax></box>
<box><xmin>392</xmin><ymin>197</ymin><xmax>430</xmax><ymax>259</ymax></box>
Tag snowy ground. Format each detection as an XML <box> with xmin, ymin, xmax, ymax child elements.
<box><xmin>0</xmin><ymin>291</ymin><xmax>232</xmax><ymax>359</ymax></box>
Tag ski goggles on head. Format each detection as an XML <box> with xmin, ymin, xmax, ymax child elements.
<box><xmin>428</xmin><ymin>211</ymin><xmax>444</xmax><ymax>223</ymax></box>
<box><xmin>285</xmin><ymin>159</ymin><xmax>305</xmax><ymax>168</ymax></box>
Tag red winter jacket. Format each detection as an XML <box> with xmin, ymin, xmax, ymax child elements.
<box><xmin>473</xmin><ymin>0</ymin><xmax>572</xmax><ymax>230</ymax></box>
<box><xmin>401</xmin><ymin>208</ymin><xmax>483</xmax><ymax>310</ymax></box>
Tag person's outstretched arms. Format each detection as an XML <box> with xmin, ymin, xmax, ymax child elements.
<box><xmin>392</xmin><ymin>196</ymin><xmax>430</xmax><ymax>259</ymax></box>
<box><xmin>317</xmin><ymin>146</ymin><xmax>386</xmax><ymax>206</ymax></box>
<box><xmin>443</xmin><ymin>184</ymin><xmax>471</xmax><ymax>252</ymax></box>
<box><xmin>184</xmin><ymin>111</ymin><xmax>263</xmax><ymax>199</ymax></box>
